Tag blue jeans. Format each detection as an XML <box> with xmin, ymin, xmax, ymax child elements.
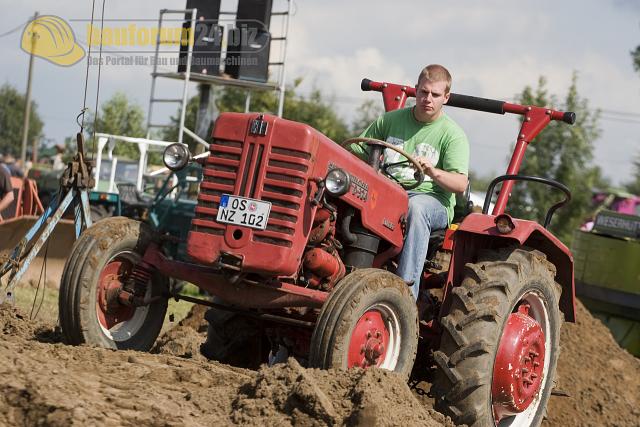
<box><xmin>396</xmin><ymin>193</ymin><xmax>449</xmax><ymax>300</ymax></box>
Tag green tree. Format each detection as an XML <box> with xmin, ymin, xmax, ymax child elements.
<box><xmin>625</xmin><ymin>43</ymin><xmax>640</xmax><ymax>194</ymax></box>
<box><xmin>87</xmin><ymin>92</ymin><xmax>146</xmax><ymax>159</ymax></box>
<box><xmin>351</xmin><ymin>99</ymin><xmax>384</xmax><ymax>135</ymax></box>
<box><xmin>162</xmin><ymin>95</ymin><xmax>200</xmax><ymax>152</ymax></box>
<box><xmin>506</xmin><ymin>74</ymin><xmax>602</xmax><ymax>243</ymax></box>
<box><xmin>468</xmin><ymin>169</ymin><xmax>497</xmax><ymax>194</ymax></box>
<box><xmin>625</xmin><ymin>157</ymin><xmax>640</xmax><ymax>195</ymax></box>
<box><xmin>215</xmin><ymin>80</ymin><xmax>352</xmax><ymax>142</ymax></box>
<box><xmin>0</xmin><ymin>83</ymin><xmax>44</xmax><ymax>157</ymax></box>
<box><xmin>164</xmin><ymin>79</ymin><xmax>355</xmax><ymax>147</ymax></box>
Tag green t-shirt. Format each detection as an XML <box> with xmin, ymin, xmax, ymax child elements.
<box><xmin>353</xmin><ymin>107</ymin><xmax>469</xmax><ymax>223</ymax></box>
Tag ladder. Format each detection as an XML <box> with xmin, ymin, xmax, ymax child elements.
<box><xmin>145</xmin><ymin>1</ymin><xmax>293</xmax><ymax>143</ymax></box>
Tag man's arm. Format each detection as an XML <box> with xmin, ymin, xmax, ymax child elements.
<box><xmin>349</xmin><ymin>115</ymin><xmax>386</xmax><ymax>161</ymax></box>
<box><xmin>417</xmin><ymin>156</ymin><xmax>468</xmax><ymax>193</ymax></box>
<box><xmin>0</xmin><ymin>191</ymin><xmax>14</xmax><ymax>213</ymax></box>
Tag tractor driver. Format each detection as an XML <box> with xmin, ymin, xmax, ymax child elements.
<box><xmin>354</xmin><ymin>64</ymin><xmax>469</xmax><ymax>300</ymax></box>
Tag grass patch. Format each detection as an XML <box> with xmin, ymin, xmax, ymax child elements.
<box><xmin>11</xmin><ymin>280</ymin><xmax>196</xmax><ymax>334</ymax></box>
<box><xmin>13</xmin><ymin>281</ymin><xmax>59</xmax><ymax>324</ymax></box>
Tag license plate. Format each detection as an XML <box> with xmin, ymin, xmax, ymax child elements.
<box><xmin>216</xmin><ymin>194</ymin><xmax>271</xmax><ymax>230</ymax></box>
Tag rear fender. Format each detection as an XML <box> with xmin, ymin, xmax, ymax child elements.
<box><xmin>443</xmin><ymin>213</ymin><xmax>575</xmax><ymax>322</ymax></box>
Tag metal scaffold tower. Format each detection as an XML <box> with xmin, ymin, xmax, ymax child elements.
<box><xmin>145</xmin><ymin>0</ymin><xmax>293</xmax><ymax>144</ymax></box>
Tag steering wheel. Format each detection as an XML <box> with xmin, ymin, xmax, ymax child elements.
<box><xmin>341</xmin><ymin>137</ymin><xmax>425</xmax><ymax>190</ymax></box>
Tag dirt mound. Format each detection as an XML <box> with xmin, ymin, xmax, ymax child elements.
<box><xmin>152</xmin><ymin>304</ymin><xmax>208</xmax><ymax>359</ymax></box>
<box><xmin>0</xmin><ymin>304</ymin><xmax>451</xmax><ymax>426</ymax></box>
<box><xmin>0</xmin><ymin>303</ymin><xmax>55</xmax><ymax>341</ymax></box>
<box><xmin>0</xmin><ymin>304</ymin><xmax>250</xmax><ymax>426</ymax></box>
<box><xmin>543</xmin><ymin>299</ymin><xmax>640</xmax><ymax>427</ymax></box>
<box><xmin>0</xmin><ymin>297</ymin><xmax>638</xmax><ymax>426</ymax></box>
<box><xmin>232</xmin><ymin>358</ymin><xmax>454</xmax><ymax>427</ymax></box>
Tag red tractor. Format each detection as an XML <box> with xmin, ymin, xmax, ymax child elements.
<box><xmin>59</xmin><ymin>78</ymin><xmax>576</xmax><ymax>426</ymax></box>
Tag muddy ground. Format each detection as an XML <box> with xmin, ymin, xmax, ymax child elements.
<box><xmin>0</xmin><ymin>300</ymin><xmax>638</xmax><ymax>426</ymax></box>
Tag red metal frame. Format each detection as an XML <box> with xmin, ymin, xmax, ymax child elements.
<box><xmin>363</xmin><ymin>80</ymin><xmax>572</xmax><ymax>215</ymax></box>
<box><xmin>143</xmin><ymin>242</ymin><xmax>328</xmax><ymax>309</ymax></box>
<box><xmin>2</xmin><ymin>177</ymin><xmax>44</xmax><ymax>220</ymax></box>
<box><xmin>364</xmin><ymin>79</ymin><xmax>576</xmax><ymax>322</ymax></box>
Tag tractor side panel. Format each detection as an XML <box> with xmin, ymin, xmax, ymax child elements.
<box><xmin>310</xmin><ymin>142</ymin><xmax>408</xmax><ymax>249</ymax></box>
<box><xmin>445</xmin><ymin>213</ymin><xmax>576</xmax><ymax>322</ymax></box>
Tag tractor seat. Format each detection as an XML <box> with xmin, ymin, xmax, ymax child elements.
<box><xmin>426</xmin><ymin>184</ymin><xmax>473</xmax><ymax>258</ymax></box>
<box><xmin>452</xmin><ymin>183</ymin><xmax>473</xmax><ymax>223</ymax></box>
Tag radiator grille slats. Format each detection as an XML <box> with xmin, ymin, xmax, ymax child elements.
<box><xmin>192</xmin><ymin>137</ymin><xmax>312</xmax><ymax>246</ymax></box>
<box><xmin>192</xmin><ymin>139</ymin><xmax>241</xmax><ymax>235</ymax></box>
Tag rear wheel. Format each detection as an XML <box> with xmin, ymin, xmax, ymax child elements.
<box><xmin>59</xmin><ymin>217</ymin><xmax>168</xmax><ymax>351</ymax></box>
<box><xmin>309</xmin><ymin>268</ymin><xmax>418</xmax><ymax>379</ymax></box>
<box><xmin>432</xmin><ymin>247</ymin><xmax>562</xmax><ymax>427</ymax></box>
<box><xmin>200</xmin><ymin>304</ymin><xmax>265</xmax><ymax>369</ymax></box>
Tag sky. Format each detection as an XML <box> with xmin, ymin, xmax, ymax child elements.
<box><xmin>1</xmin><ymin>0</ymin><xmax>639</xmax><ymax>186</ymax></box>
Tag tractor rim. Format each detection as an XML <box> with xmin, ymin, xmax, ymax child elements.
<box><xmin>347</xmin><ymin>303</ymin><xmax>401</xmax><ymax>370</ymax></box>
<box><xmin>96</xmin><ymin>251</ymin><xmax>150</xmax><ymax>342</ymax></box>
<box><xmin>492</xmin><ymin>291</ymin><xmax>551</xmax><ymax>427</ymax></box>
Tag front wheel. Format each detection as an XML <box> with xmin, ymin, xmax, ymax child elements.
<box><xmin>309</xmin><ymin>268</ymin><xmax>419</xmax><ymax>379</ymax></box>
<box><xmin>59</xmin><ymin>217</ymin><xmax>168</xmax><ymax>351</ymax></box>
<box><xmin>432</xmin><ymin>247</ymin><xmax>562</xmax><ymax>427</ymax></box>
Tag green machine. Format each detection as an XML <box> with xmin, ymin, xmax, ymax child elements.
<box><xmin>572</xmin><ymin>190</ymin><xmax>640</xmax><ymax>356</ymax></box>
<box><xmin>28</xmin><ymin>134</ymin><xmax>203</xmax><ymax>264</ymax></box>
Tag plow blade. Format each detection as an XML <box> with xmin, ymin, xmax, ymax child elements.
<box><xmin>0</xmin><ymin>216</ymin><xmax>76</xmax><ymax>288</ymax></box>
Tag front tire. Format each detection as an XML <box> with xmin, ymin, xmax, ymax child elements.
<box><xmin>432</xmin><ymin>247</ymin><xmax>562</xmax><ymax>427</ymax></box>
<box><xmin>309</xmin><ymin>268</ymin><xmax>419</xmax><ymax>379</ymax></box>
<box><xmin>59</xmin><ymin>217</ymin><xmax>168</xmax><ymax>351</ymax></box>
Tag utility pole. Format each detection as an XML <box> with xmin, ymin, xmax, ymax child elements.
<box><xmin>21</xmin><ymin>11</ymin><xmax>38</xmax><ymax>165</ymax></box>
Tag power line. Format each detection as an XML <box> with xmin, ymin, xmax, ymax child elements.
<box><xmin>600</xmin><ymin>115</ymin><xmax>640</xmax><ymax>125</ymax></box>
<box><xmin>601</xmin><ymin>108</ymin><xmax>640</xmax><ymax>118</ymax></box>
<box><xmin>0</xmin><ymin>21</ymin><xmax>27</xmax><ymax>38</ymax></box>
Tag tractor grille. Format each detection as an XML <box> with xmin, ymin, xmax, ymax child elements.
<box><xmin>192</xmin><ymin>140</ymin><xmax>311</xmax><ymax>248</ymax></box>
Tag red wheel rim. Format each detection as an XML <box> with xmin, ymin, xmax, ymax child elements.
<box><xmin>347</xmin><ymin>309</ymin><xmax>391</xmax><ymax>369</ymax></box>
<box><xmin>492</xmin><ymin>302</ymin><xmax>546</xmax><ymax>423</ymax></box>
<box><xmin>96</xmin><ymin>257</ymin><xmax>135</xmax><ymax>330</ymax></box>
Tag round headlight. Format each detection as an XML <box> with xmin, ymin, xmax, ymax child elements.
<box><xmin>325</xmin><ymin>168</ymin><xmax>351</xmax><ymax>196</ymax></box>
<box><xmin>163</xmin><ymin>143</ymin><xmax>190</xmax><ymax>171</ymax></box>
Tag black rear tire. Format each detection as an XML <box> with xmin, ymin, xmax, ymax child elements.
<box><xmin>309</xmin><ymin>268</ymin><xmax>418</xmax><ymax>379</ymax></box>
<box><xmin>431</xmin><ymin>247</ymin><xmax>562</xmax><ymax>427</ymax></box>
<box><xmin>200</xmin><ymin>304</ymin><xmax>265</xmax><ymax>369</ymax></box>
<box><xmin>59</xmin><ymin>217</ymin><xmax>168</xmax><ymax>351</ymax></box>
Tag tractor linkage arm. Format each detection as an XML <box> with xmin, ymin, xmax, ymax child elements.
<box><xmin>0</xmin><ymin>133</ymin><xmax>94</xmax><ymax>303</ymax></box>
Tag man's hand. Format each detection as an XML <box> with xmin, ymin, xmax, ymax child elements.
<box><xmin>415</xmin><ymin>156</ymin><xmax>436</xmax><ymax>177</ymax></box>
<box><xmin>414</xmin><ymin>156</ymin><xmax>468</xmax><ymax>193</ymax></box>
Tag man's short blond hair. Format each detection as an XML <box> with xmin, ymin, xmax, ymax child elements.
<box><xmin>417</xmin><ymin>64</ymin><xmax>452</xmax><ymax>93</ymax></box>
